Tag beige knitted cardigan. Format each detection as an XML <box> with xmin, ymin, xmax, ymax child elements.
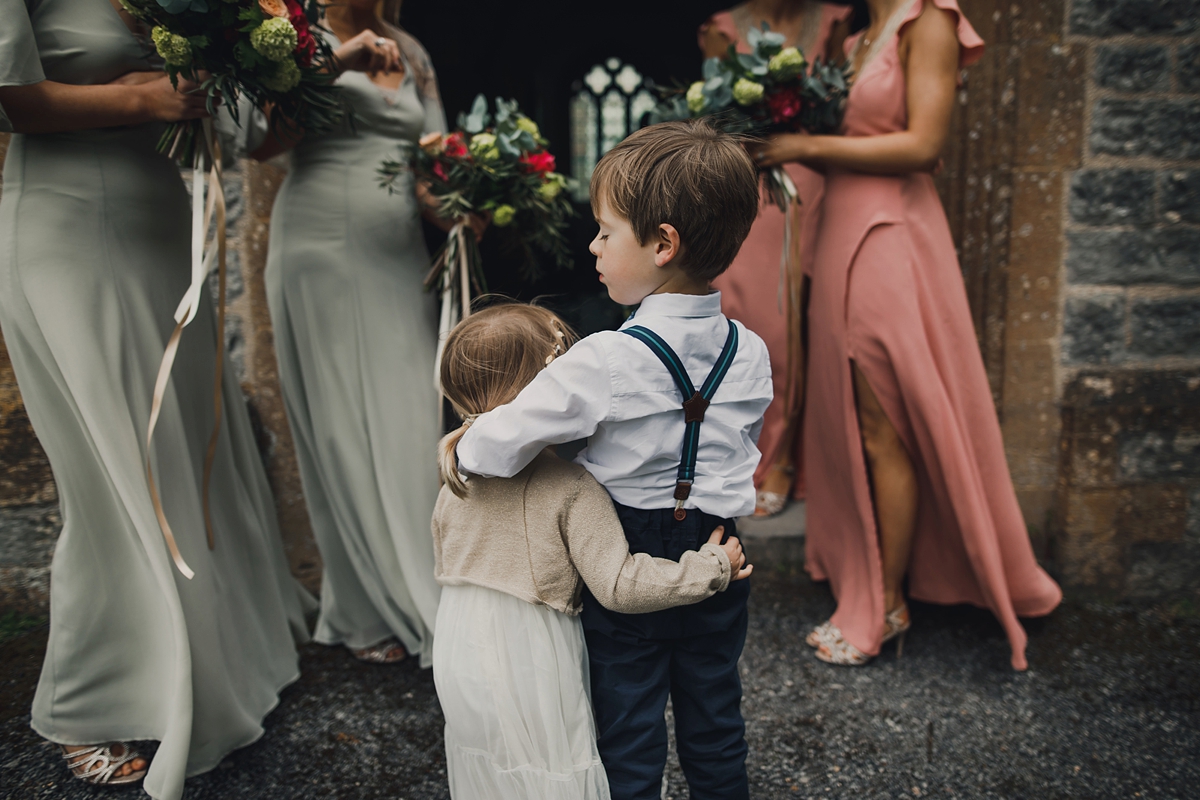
<box><xmin>432</xmin><ymin>451</ymin><xmax>732</xmax><ymax>615</ymax></box>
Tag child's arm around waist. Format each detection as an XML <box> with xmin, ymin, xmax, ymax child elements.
<box><xmin>562</xmin><ymin>472</ymin><xmax>746</xmax><ymax>614</ymax></box>
<box><xmin>457</xmin><ymin>336</ymin><xmax>613</xmax><ymax>478</ymax></box>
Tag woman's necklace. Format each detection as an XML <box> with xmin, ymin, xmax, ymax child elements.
<box><xmin>852</xmin><ymin>0</ymin><xmax>919</xmax><ymax>74</ymax></box>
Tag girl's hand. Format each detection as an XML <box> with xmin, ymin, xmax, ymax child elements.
<box><xmin>708</xmin><ymin>527</ymin><xmax>754</xmax><ymax>581</ymax></box>
<box><xmin>333</xmin><ymin>30</ymin><xmax>402</xmax><ymax>76</ymax></box>
<box><xmin>749</xmin><ymin>133</ymin><xmax>819</xmax><ymax>169</ymax></box>
<box><xmin>134</xmin><ymin>75</ymin><xmax>210</xmax><ymax>123</ymax></box>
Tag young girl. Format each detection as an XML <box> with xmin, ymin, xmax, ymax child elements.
<box><xmin>431</xmin><ymin>303</ymin><xmax>752</xmax><ymax>799</ymax></box>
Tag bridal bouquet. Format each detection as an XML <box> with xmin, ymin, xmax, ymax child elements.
<box><xmin>120</xmin><ymin>0</ymin><xmax>343</xmax><ymax>161</ymax></box>
<box><xmin>116</xmin><ymin>0</ymin><xmax>343</xmax><ymax>578</ymax></box>
<box><xmin>378</xmin><ymin>94</ymin><xmax>574</xmax><ymax>409</ymax></box>
<box><xmin>380</xmin><ymin>94</ymin><xmax>574</xmax><ymax>283</ymax></box>
<box><xmin>652</xmin><ymin>23</ymin><xmax>851</xmax><ymax>209</ymax></box>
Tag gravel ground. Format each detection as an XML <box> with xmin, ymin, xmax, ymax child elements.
<box><xmin>2</xmin><ymin>570</ymin><xmax>1198</xmax><ymax>799</ymax></box>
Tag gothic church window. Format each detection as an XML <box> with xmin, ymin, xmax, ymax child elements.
<box><xmin>569</xmin><ymin>58</ymin><xmax>656</xmax><ymax>202</ymax></box>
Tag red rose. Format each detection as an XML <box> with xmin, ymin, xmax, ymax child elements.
<box><xmin>519</xmin><ymin>150</ymin><xmax>555</xmax><ymax>174</ymax></box>
<box><xmin>285</xmin><ymin>0</ymin><xmax>317</xmax><ymax>66</ymax></box>
<box><xmin>432</xmin><ymin>160</ymin><xmax>448</xmax><ymax>181</ymax></box>
<box><xmin>766</xmin><ymin>87</ymin><xmax>803</xmax><ymax>125</ymax></box>
<box><xmin>443</xmin><ymin>132</ymin><xmax>469</xmax><ymax>159</ymax></box>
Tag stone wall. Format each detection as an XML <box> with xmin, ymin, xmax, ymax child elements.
<box><xmin>1056</xmin><ymin>0</ymin><xmax>1200</xmax><ymax>601</ymax></box>
<box><xmin>938</xmin><ymin>0</ymin><xmax>1087</xmax><ymax>563</ymax></box>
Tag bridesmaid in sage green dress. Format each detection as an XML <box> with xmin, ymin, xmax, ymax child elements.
<box><xmin>0</xmin><ymin>0</ymin><xmax>314</xmax><ymax>796</ymax></box>
<box><xmin>251</xmin><ymin>1</ymin><xmax>476</xmax><ymax>667</ymax></box>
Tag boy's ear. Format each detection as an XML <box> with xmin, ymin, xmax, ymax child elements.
<box><xmin>654</xmin><ymin>223</ymin><xmax>681</xmax><ymax>268</ymax></box>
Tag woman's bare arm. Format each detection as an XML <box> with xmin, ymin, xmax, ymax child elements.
<box><xmin>700</xmin><ymin>21</ymin><xmax>732</xmax><ymax>59</ymax></box>
<box><xmin>0</xmin><ymin>75</ymin><xmax>208</xmax><ymax>134</ymax></box>
<box><xmin>752</xmin><ymin>4</ymin><xmax>960</xmax><ymax>175</ymax></box>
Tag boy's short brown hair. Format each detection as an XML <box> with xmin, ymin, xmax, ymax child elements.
<box><xmin>590</xmin><ymin>119</ymin><xmax>759</xmax><ymax>282</ymax></box>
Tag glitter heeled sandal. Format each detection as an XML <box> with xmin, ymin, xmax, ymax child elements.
<box><xmin>60</xmin><ymin>743</ymin><xmax>147</xmax><ymax>786</ymax></box>
<box><xmin>351</xmin><ymin>638</ymin><xmax>407</xmax><ymax>664</ymax></box>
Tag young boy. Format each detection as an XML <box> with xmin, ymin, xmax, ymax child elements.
<box><xmin>456</xmin><ymin>119</ymin><xmax>771</xmax><ymax>800</ymax></box>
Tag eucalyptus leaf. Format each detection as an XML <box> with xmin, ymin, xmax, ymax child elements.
<box><xmin>495</xmin><ymin>97</ymin><xmax>519</xmax><ymax>124</ymax></box>
<box><xmin>746</xmin><ymin>25</ymin><xmax>762</xmax><ymax>48</ymax></box>
<box><xmin>702</xmin><ymin>57</ymin><xmax>722</xmax><ymax>80</ymax></box>
<box><xmin>513</xmin><ymin>130</ymin><xmax>537</xmax><ymax>151</ymax></box>
<box><xmin>496</xmin><ymin>133</ymin><xmax>521</xmax><ymax>159</ymax></box>
<box><xmin>761</xmin><ymin>30</ymin><xmax>786</xmax><ymax>49</ymax></box>
<box><xmin>737</xmin><ymin>52</ymin><xmax>769</xmax><ymax>76</ymax></box>
<box><xmin>458</xmin><ymin>93</ymin><xmax>489</xmax><ymax>134</ymax></box>
<box><xmin>708</xmin><ymin>84</ymin><xmax>732</xmax><ymax>108</ymax></box>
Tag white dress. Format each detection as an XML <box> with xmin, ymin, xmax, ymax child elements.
<box><xmin>433</xmin><ymin>584</ymin><xmax>611</xmax><ymax>799</ymax></box>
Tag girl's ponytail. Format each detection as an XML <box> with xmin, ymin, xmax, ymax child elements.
<box><xmin>437</xmin><ymin>417</ymin><xmax>475</xmax><ymax>499</ymax></box>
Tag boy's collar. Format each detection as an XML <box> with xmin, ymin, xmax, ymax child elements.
<box><xmin>625</xmin><ymin>292</ymin><xmax>723</xmax><ymax>322</ymax></box>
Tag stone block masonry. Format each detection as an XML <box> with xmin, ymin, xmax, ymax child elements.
<box><xmin>1058</xmin><ymin>3</ymin><xmax>1200</xmax><ymax>601</ymax></box>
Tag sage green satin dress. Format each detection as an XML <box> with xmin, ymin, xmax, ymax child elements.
<box><xmin>264</xmin><ymin>27</ymin><xmax>444</xmax><ymax>666</ymax></box>
<box><xmin>0</xmin><ymin>2</ymin><xmax>315</xmax><ymax>798</ymax></box>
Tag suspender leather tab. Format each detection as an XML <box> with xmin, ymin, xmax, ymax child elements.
<box><xmin>683</xmin><ymin>393</ymin><xmax>709</xmax><ymax>423</ymax></box>
<box><xmin>622</xmin><ymin>320</ymin><xmax>739</xmax><ymax>521</ymax></box>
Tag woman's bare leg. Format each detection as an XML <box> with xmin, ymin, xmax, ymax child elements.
<box><xmin>852</xmin><ymin>362</ymin><xmax>918</xmax><ymax>614</ymax></box>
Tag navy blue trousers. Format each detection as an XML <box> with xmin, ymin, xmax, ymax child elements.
<box><xmin>582</xmin><ymin>503</ymin><xmax>750</xmax><ymax>800</ymax></box>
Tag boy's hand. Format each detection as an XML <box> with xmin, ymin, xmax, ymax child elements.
<box><xmin>708</xmin><ymin>527</ymin><xmax>753</xmax><ymax>581</ymax></box>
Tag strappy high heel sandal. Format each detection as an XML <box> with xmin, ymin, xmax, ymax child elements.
<box><xmin>806</xmin><ymin>620</ymin><xmax>834</xmax><ymax>648</ymax></box>
<box><xmin>814</xmin><ymin>624</ymin><xmax>870</xmax><ymax>666</ymax></box>
<box><xmin>754</xmin><ymin>464</ymin><xmax>795</xmax><ymax>517</ymax></box>
<box><xmin>60</xmin><ymin>743</ymin><xmax>147</xmax><ymax>786</ymax></box>
<box><xmin>351</xmin><ymin>638</ymin><xmax>407</xmax><ymax>664</ymax></box>
<box><xmin>813</xmin><ymin>603</ymin><xmax>912</xmax><ymax>665</ymax></box>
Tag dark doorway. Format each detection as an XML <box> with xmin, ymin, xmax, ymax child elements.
<box><xmin>401</xmin><ymin>0</ymin><xmax>730</xmax><ymax>334</ymax></box>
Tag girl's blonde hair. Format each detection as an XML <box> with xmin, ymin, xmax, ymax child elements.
<box><xmin>437</xmin><ymin>302</ymin><xmax>577</xmax><ymax>498</ymax></box>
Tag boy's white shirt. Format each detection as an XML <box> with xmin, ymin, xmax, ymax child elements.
<box><xmin>456</xmin><ymin>292</ymin><xmax>774</xmax><ymax>519</ymax></box>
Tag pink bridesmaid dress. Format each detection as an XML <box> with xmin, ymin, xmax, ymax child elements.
<box><xmin>698</xmin><ymin>2</ymin><xmax>851</xmax><ymax>498</ymax></box>
<box><xmin>803</xmin><ymin>0</ymin><xmax>1062</xmax><ymax>670</ymax></box>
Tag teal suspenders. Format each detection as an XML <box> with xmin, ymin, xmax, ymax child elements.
<box><xmin>622</xmin><ymin>320</ymin><xmax>739</xmax><ymax>520</ymax></box>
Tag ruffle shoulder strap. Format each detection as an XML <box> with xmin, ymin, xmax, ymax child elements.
<box><xmin>900</xmin><ymin>0</ymin><xmax>985</xmax><ymax>68</ymax></box>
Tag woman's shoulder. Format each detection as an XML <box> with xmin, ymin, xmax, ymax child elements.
<box><xmin>900</xmin><ymin>0</ymin><xmax>984</xmax><ymax>68</ymax></box>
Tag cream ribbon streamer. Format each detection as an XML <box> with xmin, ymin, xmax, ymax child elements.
<box><xmin>769</xmin><ymin>166</ymin><xmax>805</xmax><ymax>420</ymax></box>
<box><xmin>429</xmin><ymin>221</ymin><xmax>474</xmax><ymax>429</ymax></box>
<box><xmin>146</xmin><ymin>118</ymin><xmax>228</xmax><ymax>579</ymax></box>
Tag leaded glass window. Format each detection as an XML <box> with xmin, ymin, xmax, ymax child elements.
<box><xmin>569</xmin><ymin>58</ymin><xmax>656</xmax><ymax>202</ymax></box>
